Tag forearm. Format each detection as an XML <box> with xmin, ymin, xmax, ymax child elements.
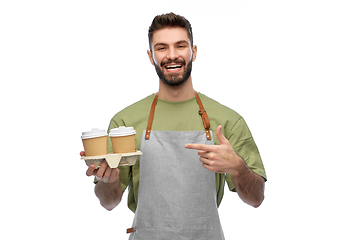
<box><xmin>231</xmin><ymin>158</ymin><xmax>265</xmax><ymax>208</ymax></box>
<box><xmin>94</xmin><ymin>178</ymin><xmax>123</xmax><ymax>211</ymax></box>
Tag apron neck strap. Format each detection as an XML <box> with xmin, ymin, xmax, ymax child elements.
<box><xmin>145</xmin><ymin>93</ymin><xmax>158</xmax><ymax>140</ymax></box>
<box><xmin>195</xmin><ymin>92</ymin><xmax>212</xmax><ymax>140</ymax></box>
<box><xmin>145</xmin><ymin>92</ymin><xmax>211</xmax><ymax>140</ymax></box>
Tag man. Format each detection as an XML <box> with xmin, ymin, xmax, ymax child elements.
<box><xmin>81</xmin><ymin>12</ymin><xmax>266</xmax><ymax>239</ymax></box>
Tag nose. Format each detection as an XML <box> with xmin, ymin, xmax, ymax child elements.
<box><xmin>167</xmin><ymin>46</ymin><xmax>179</xmax><ymax>60</ymax></box>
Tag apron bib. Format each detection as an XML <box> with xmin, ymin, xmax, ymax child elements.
<box><xmin>128</xmin><ymin>92</ymin><xmax>225</xmax><ymax>240</ymax></box>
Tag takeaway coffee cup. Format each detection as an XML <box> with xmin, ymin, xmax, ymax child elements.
<box><xmin>109</xmin><ymin>126</ymin><xmax>136</xmax><ymax>153</ymax></box>
<box><xmin>81</xmin><ymin>128</ymin><xmax>108</xmax><ymax>156</ymax></box>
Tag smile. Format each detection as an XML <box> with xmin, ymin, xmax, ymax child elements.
<box><xmin>164</xmin><ymin>64</ymin><xmax>183</xmax><ymax>72</ymax></box>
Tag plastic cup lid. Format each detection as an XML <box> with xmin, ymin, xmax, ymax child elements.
<box><xmin>81</xmin><ymin>128</ymin><xmax>107</xmax><ymax>139</ymax></box>
<box><xmin>109</xmin><ymin>126</ymin><xmax>136</xmax><ymax>137</ymax></box>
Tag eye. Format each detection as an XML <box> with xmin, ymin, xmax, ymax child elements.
<box><xmin>155</xmin><ymin>46</ymin><xmax>167</xmax><ymax>51</ymax></box>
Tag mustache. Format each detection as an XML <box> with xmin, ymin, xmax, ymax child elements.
<box><xmin>160</xmin><ymin>59</ymin><xmax>186</xmax><ymax>67</ymax></box>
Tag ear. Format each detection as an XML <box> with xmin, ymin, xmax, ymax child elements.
<box><xmin>192</xmin><ymin>45</ymin><xmax>197</xmax><ymax>62</ymax></box>
<box><xmin>147</xmin><ymin>50</ymin><xmax>155</xmax><ymax>66</ymax></box>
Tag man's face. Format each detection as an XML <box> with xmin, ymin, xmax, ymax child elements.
<box><xmin>148</xmin><ymin>27</ymin><xmax>197</xmax><ymax>86</ymax></box>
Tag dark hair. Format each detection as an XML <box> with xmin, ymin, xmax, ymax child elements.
<box><xmin>148</xmin><ymin>12</ymin><xmax>193</xmax><ymax>51</ymax></box>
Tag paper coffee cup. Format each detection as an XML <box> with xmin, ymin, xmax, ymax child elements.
<box><xmin>81</xmin><ymin>128</ymin><xmax>108</xmax><ymax>156</ymax></box>
<box><xmin>109</xmin><ymin>126</ymin><xmax>136</xmax><ymax>153</ymax></box>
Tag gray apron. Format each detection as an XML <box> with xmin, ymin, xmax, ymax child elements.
<box><xmin>128</xmin><ymin>92</ymin><xmax>225</xmax><ymax>240</ymax></box>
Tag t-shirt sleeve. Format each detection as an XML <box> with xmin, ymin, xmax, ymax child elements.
<box><xmin>225</xmin><ymin>117</ymin><xmax>267</xmax><ymax>192</ymax></box>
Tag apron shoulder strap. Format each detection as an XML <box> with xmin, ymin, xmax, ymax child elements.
<box><xmin>145</xmin><ymin>93</ymin><xmax>158</xmax><ymax>140</ymax></box>
<box><xmin>145</xmin><ymin>92</ymin><xmax>211</xmax><ymax>140</ymax></box>
<box><xmin>195</xmin><ymin>92</ymin><xmax>212</xmax><ymax>140</ymax></box>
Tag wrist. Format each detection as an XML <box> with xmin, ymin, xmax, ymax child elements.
<box><xmin>229</xmin><ymin>156</ymin><xmax>250</xmax><ymax>179</ymax></box>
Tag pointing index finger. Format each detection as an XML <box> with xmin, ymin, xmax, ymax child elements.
<box><xmin>185</xmin><ymin>143</ymin><xmax>213</xmax><ymax>151</ymax></box>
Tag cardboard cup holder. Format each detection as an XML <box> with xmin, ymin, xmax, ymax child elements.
<box><xmin>81</xmin><ymin>151</ymin><xmax>142</xmax><ymax>168</ymax></box>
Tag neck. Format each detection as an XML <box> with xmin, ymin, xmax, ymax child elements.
<box><xmin>158</xmin><ymin>76</ymin><xmax>195</xmax><ymax>102</ymax></box>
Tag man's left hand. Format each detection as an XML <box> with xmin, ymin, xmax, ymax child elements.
<box><xmin>185</xmin><ymin>125</ymin><xmax>243</xmax><ymax>175</ymax></box>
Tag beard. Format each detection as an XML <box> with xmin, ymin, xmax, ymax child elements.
<box><xmin>154</xmin><ymin>59</ymin><xmax>192</xmax><ymax>87</ymax></box>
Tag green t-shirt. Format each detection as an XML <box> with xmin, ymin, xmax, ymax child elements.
<box><xmin>105</xmin><ymin>93</ymin><xmax>266</xmax><ymax>212</ymax></box>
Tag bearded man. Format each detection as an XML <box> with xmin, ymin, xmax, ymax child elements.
<box><xmin>82</xmin><ymin>12</ymin><xmax>267</xmax><ymax>240</ymax></box>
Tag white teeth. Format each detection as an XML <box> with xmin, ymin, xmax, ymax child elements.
<box><xmin>166</xmin><ymin>65</ymin><xmax>182</xmax><ymax>69</ymax></box>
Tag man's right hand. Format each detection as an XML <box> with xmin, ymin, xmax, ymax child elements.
<box><xmin>81</xmin><ymin>151</ymin><xmax>120</xmax><ymax>183</ymax></box>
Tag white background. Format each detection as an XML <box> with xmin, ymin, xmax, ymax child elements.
<box><xmin>1</xmin><ymin>0</ymin><xmax>359</xmax><ymax>239</ymax></box>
